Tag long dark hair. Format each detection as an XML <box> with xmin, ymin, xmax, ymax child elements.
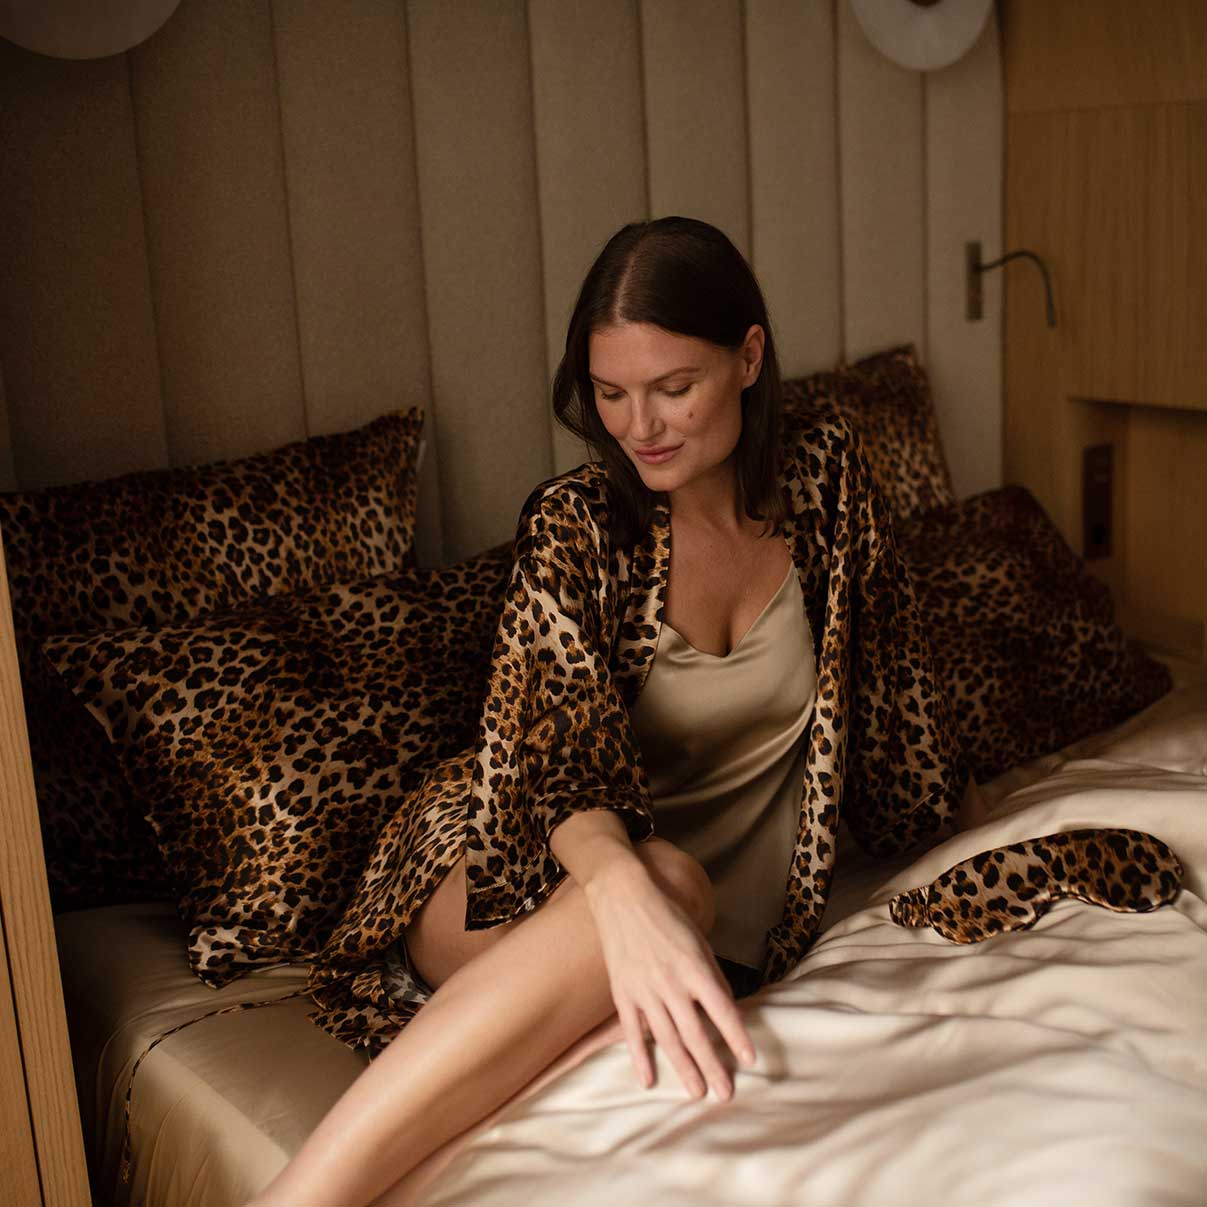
<box><xmin>551</xmin><ymin>216</ymin><xmax>788</xmax><ymax>552</ymax></box>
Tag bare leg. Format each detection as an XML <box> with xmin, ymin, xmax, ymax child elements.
<box><xmin>246</xmin><ymin>848</ymin><xmax>710</xmax><ymax>1207</ymax></box>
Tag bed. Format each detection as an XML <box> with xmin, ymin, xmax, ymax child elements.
<box><xmin>53</xmin><ymin>654</ymin><xmax>1207</xmax><ymax>1207</ymax></box>
<box><xmin>7</xmin><ymin>347</ymin><xmax>1201</xmax><ymax>1207</ymax></box>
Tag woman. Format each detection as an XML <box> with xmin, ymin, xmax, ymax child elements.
<box><xmin>248</xmin><ymin>216</ymin><xmax>985</xmax><ymax>1207</ymax></box>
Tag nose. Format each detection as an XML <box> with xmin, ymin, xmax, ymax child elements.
<box><xmin>629</xmin><ymin>392</ymin><xmax>665</xmax><ymax>442</ymax></box>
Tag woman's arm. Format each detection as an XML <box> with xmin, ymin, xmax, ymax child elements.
<box><xmin>549</xmin><ymin>807</ymin><xmax>647</xmax><ymax>896</ymax></box>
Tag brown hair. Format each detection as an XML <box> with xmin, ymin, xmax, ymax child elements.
<box><xmin>551</xmin><ymin>216</ymin><xmax>788</xmax><ymax>551</ymax></box>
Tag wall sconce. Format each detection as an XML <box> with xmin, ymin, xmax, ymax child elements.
<box><xmin>0</xmin><ymin>0</ymin><xmax>182</xmax><ymax>58</ymax></box>
<box><xmin>852</xmin><ymin>0</ymin><xmax>994</xmax><ymax>72</ymax></box>
<box><xmin>966</xmin><ymin>242</ymin><xmax>1058</xmax><ymax>328</ymax></box>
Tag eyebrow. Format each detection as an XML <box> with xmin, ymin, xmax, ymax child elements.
<box><xmin>588</xmin><ymin>365</ymin><xmax>700</xmax><ymax>389</ymax></box>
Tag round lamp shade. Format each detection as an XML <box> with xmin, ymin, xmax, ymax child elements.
<box><xmin>851</xmin><ymin>0</ymin><xmax>994</xmax><ymax>72</ymax></box>
<box><xmin>0</xmin><ymin>0</ymin><xmax>182</xmax><ymax>60</ymax></box>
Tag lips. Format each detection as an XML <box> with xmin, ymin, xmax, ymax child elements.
<box><xmin>632</xmin><ymin>444</ymin><xmax>680</xmax><ymax>461</ymax></box>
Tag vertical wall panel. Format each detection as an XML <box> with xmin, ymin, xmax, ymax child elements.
<box><xmin>0</xmin><ymin>4</ymin><xmax>1003</xmax><ymax>559</ymax></box>
<box><xmin>0</xmin><ymin>40</ymin><xmax>167</xmax><ymax>488</ymax></box>
<box><xmin>408</xmin><ymin>0</ymin><xmax>551</xmax><ymax>561</ymax></box>
<box><xmin>270</xmin><ymin>0</ymin><xmax>443</xmax><ymax>565</ymax></box>
<box><xmin>529</xmin><ymin>0</ymin><xmax>649</xmax><ymax>476</ymax></box>
<box><xmin>745</xmin><ymin>0</ymin><xmax>842</xmax><ymax>377</ymax></box>
<box><xmin>128</xmin><ymin>0</ymin><xmax>307</xmax><ymax>466</ymax></box>
<box><xmin>640</xmin><ymin>0</ymin><xmax>751</xmax><ymax>258</ymax></box>
<box><xmin>925</xmin><ymin>14</ymin><xmax>1003</xmax><ymax>498</ymax></box>
<box><xmin>836</xmin><ymin>0</ymin><xmax>925</xmax><ymax>362</ymax></box>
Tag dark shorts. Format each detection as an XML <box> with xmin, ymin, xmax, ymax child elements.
<box><xmin>715</xmin><ymin>955</ymin><xmax>762</xmax><ymax>1000</ymax></box>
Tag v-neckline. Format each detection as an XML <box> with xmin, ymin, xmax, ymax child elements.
<box><xmin>661</xmin><ymin>552</ymin><xmax>796</xmax><ymax>662</ymax></box>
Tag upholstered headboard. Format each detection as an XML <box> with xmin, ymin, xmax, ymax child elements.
<box><xmin>0</xmin><ymin>0</ymin><xmax>1002</xmax><ymax>567</ymax></box>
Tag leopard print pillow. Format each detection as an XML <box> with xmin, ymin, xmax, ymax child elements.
<box><xmin>782</xmin><ymin>343</ymin><xmax>955</xmax><ymax>522</ymax></box>
<box><xmin>896</xmin><ymin>485</ymin><xmax>1172</xmax><ymax>780</ymax></box>
<box><xmin>0</xmin><ymin>408</ymin><xmax>424</xmax><ymax>913</ymax></box>
<box><xmin>889</xmin><ymin>829</ymin><xmax>1183</xmax><ymax>942</ymax></box>
<box><xmin>43</xmin><ymin>541</ymin><xmax>514</xmax><ymax>986</ymax></box>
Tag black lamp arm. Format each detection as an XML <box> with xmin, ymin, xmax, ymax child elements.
<box><xmin>972</xmin><ymin>246</ymin><xmax>1057</xmax><ymax>328</ymax></box>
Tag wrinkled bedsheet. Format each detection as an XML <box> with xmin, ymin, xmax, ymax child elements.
<box><xmin>388</xmin><ymin>679</ymin><xmax>1207</xmax><ymax>1206</ymax></box>
<box><xmin>58</xmin><ymin>672</ymin><xmax>1207</xmax><ymax>1206</ymax></box>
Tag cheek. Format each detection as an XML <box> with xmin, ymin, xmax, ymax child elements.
<box><xmin>594</xmin><ymin>401</ymin><xmax>618</xmax><ymax>432</ymax></box>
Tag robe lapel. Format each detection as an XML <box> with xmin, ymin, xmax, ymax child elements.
<box><xmin>610</xmin><ymin>495</ymin><xmax>671</xmax><ymax>714</ymax></box>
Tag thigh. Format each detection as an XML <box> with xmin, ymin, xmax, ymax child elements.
<box><xmin>404</xmin><ymin>834</ymin><xmax>711</xmax><ymax>992</ymax></box>
<box><xmin>404</xmin><ymin>854</ymin><xmax>504</xmax><ymax>991</ymax></box>
<box><xmin>404</xmin><ymin>851</ymin><xmax>578</xmax><ymax>991</ymax></box>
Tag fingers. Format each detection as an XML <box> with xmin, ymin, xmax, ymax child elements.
<box><xmin>697</xmin><ymin>975</ymin><xmax>758</xmax><ymax>1073</ymax></box>
<box><xmin>663</xmin><ymin>994</ymin><xmax>733</xmax><ymax>1102</ymax></box>
<box><xmin>642</xmin><ymin>999</ymin><xmax>709</xmax><ymax>1100</ymax></box>
<box><xmin>641</xmin><ymin>973</ymin><xmax>759</xmax><ymax>1099</ymax></box>
<box><xmin>618</xmin><ymin>1001</ymin><xmax>653</xmax><ymax>1089</ymax></box>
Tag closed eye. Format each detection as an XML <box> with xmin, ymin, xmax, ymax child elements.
<box><xmin>595</xmin><ymin>382</ymin><xmax>693</xmax><ymax>402</ymax></box>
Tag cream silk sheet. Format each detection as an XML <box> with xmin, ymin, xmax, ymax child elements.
<box><xmin>56</xmin><ymin>663</ymin><xmax>1207</xmax><ymax>1207</ymax></box>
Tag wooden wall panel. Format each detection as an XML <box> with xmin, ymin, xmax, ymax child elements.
<box><xmin>1060</xmin><ymin>103</ymin><xmax>1205</xmax><ymax>415</ymax></box>
<box><xmin>836</xmin><ymin>0</ymin><xmax>925</xmax><ymax>363</ymax></box>
<box><xmin>1120</xmin><ymin>410</ymin><xmax>1207</xmax><ymax>656</ymax></box>
<box><xmin>529</xmin><ymin>0</ymin><xmax>649</xmax><ymax>477</ymax></box>
<box><xmin>1004</xmin><ymin>0</ymin><xmax>1207</xmax><ymax>659</ymax></box>
<box><xmin>744</xmin><ymin>0</ymin><xmax>841</xmax><ymax>378</ymax></box>
<box><xmin>407</xmin><ymin>0</ymin><xmax>551</xmax><ymax>562</ymax></box>
<box><xmin>1003</xmin><ymin>0</ymin><xmax>1207</xmax><ymax>112</ymax></box>
<box><xmin>128</xmin><ymin>0</ymin><xmax>307</xmax><ymax>466</ymax></box>
<box><xmin>640</xmin><ymin>0</ymin><xmax>750</xmax><ymax>258</ymax></box>
<box><xmin>270</xmin><ymin>0</ymin><xmax>443</xmax><ymax>566</ymax></box>
<box><xmin>0</xmin><ymin>39</ymin><xmax>167</xmax><ymax>489</ymax></box>
<box><xmin>925</xmin><ymin>12</ymin><xmax>1003</xmax><ymax>499</ymax></box>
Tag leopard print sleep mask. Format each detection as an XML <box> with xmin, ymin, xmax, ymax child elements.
<box><xmin>889</xmin><ymin>828</ymin><xmax>1183</xmax><ymax>943</ymax></box>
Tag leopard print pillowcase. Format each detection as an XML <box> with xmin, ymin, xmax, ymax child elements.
<box><xmin>0</xmin><ymin>409</ymin><xmax>423</xmax><ymax>913</ymax></box>
<box><xmin>782</xmin><ymin>343</ymin><xmax>955</xmax><ymax>523</ymax></box>
<box><xmin>889</xmin><ymin>829</ymin><xmax>1183</xmax><ymax>943</ymax></box>
<box><xmin>896</xmin><ymin>485</ymin><xmax>1172</xmax><ymax>780</ymax></box>
<box><xmin>43</xmin><ymin>542</ymin><xmax>514</xmax><ymax>987</ymax></box>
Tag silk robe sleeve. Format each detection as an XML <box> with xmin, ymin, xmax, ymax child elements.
<box><xmin>835</xmin><ymin>415</ymin><xmax>973</xmax><ymax>858</ymax></box>
<box><xmin>462</xmin><ymin>478</ymin><xmax>656</xmax><ymax>931</ymax></box>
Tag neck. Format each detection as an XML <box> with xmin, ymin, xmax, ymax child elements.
<box><xmin>667</xmin><ymin>455</ymin><xmax>745</xmax><ymax>535</ymax></box>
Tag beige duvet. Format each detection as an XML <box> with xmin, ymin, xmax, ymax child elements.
<box><xmin>58</xmin><ymin>672</ymin><xmax>1207</xmax><ymax>1207</ymax></box>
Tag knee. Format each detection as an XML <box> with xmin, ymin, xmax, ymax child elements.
<box><xmin>636</xmin><ymin>838</ymin><xmax>716</xmax><ymax>935</ymax></box>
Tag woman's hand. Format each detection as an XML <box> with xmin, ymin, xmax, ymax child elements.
<box><xmin>583</xmin><ymin>861</ymin><xmax>757</xmax><ymax>1102</ymax></box>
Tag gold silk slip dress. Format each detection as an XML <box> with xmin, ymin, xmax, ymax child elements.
<box><xmin>629</xmin><ymin>556</ymin><xmax>818</xmax><ymax>997</ymax></box>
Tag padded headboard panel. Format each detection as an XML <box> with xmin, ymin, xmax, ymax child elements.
<box><xmin>0</xmin><ymin>0</ymin><xmax>1002</xmax><ymax>567</ymax></box>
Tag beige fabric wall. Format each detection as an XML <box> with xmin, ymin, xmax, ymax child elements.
<box><xmin>0</xmin><ymin>0</ymin><xmax>1002</xmax><ymax>567</ymax></box>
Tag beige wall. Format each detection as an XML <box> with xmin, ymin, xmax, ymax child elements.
<box><xmin>0</xmin><ymin>0</ymin><xmax>1003</xmax><ymax>566</ymax></box>
<box><xmin>1003</xmin><ymin>0</ymin><xmax>1207</xmax><ymax>661</ymax></box>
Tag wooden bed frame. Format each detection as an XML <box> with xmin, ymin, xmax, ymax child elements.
<box><xmin>0</xmin><ymin>531</ymin><xmax>90</xmax><ymax>1207</ymax></box>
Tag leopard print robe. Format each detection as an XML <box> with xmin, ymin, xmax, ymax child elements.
<box><xmin>115</xmin><ymin>402</ymin><xmax>973</xmax><ymax>1180</ymax></box>
<box><xmin>306</xmin><ymin>401</ymin><xmax>973</xmax><ymax>1046</ymax></box>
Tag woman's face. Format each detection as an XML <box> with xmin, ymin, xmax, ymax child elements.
<box><xmin>588</xmin><ymin>321</ymin><xmax>764</xmax><ymax>492</ymax></box>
